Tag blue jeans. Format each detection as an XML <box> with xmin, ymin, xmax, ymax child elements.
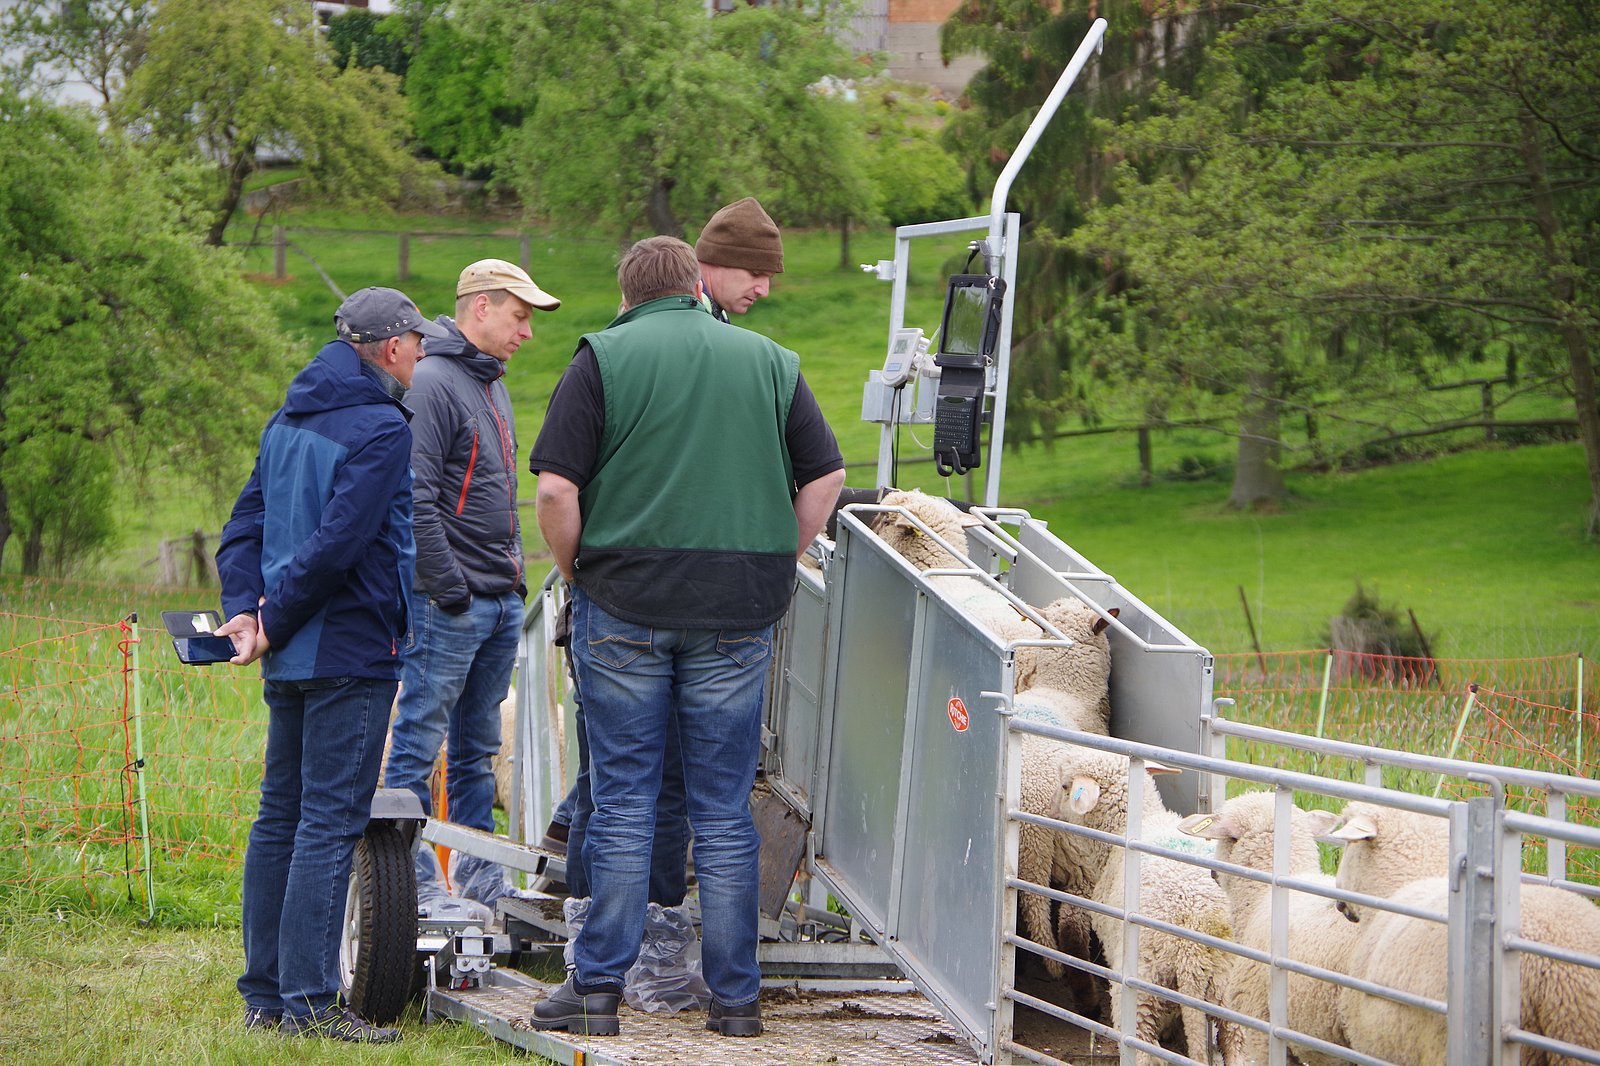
<box><xmin>563</xmin><ymin>686</ymin><xmax>691</xmax><ymax>905</ymax></box>
<box><xmin>238</xmin><ymin>676</ymin><xmax>395</xmax><ymax>1020</ymax></box>
<box><xmin>569</xmin><ymin>588</ymin><xmax>769</xmax><ymax>1006</ymax></box>
<box><xmin>385</xmin><ymin>589</ymin><xmax>523</xmax><ymax>897</ymax></box>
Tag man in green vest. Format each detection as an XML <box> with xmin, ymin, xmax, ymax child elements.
<box><xmin>528</xmin><ymin>236</ymin><xmax>844</xmax><ymax>1038</ymax></box>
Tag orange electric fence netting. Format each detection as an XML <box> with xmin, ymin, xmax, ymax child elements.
<box><xmin>1216</xmin><ymin>650</ymin><xmax>1599</xmax><ymax>883</ymax></box>
<box><xmin>0</xmin><ymin>609</ymin><xmax>263</xmax><ymax>913</ymax></box>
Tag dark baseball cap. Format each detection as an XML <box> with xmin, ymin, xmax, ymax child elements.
<box><xmin>334</xmin><ymin>287</ymin><xmax>451</xmax><ymax>343</ymax></box>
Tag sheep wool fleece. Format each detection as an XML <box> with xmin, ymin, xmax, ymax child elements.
<box><xmin>575</xmin><ymin>295</ymin><xmax>800</xmax><ymax>629</ymax></box>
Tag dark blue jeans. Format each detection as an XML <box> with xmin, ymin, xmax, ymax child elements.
<box><xmin>569</xmin><ymin>589</ymin><xmax>768</xmax><ymax>1007</ymax></box>
<box><xmin>385</xmin><ymin>589</ymin><xmax>522</xmax><ymax>898</ymax></box>
<box><xmin>238</xmin><ymin>675</ymin><xmax>394</xmax><ymax>1020</ymax></box>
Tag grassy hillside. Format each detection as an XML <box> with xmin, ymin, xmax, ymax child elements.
<box><xmin>38</xmin><ymin>202</ymin><xmax>1595</xmax><ymax>660</ymax></box>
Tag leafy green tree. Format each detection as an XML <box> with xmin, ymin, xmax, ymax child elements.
<box><xmin>0</xmin><ymin>0</ymin><xmax>151</xmax><ymax>106</ymax></box>
<box><xmin>1077</xmin><ymin>0</ymin><xmax>1600</xmax><ymax>532</ymax></box>
<box><xmin>389</xmin><ymin>0</ymin><xmax>524</xmax><ymax>176</ymax></box>
<box><xmin>940</xmin><ymin>0</ymin><xmax>1234</xmax><ymax>453</ymax></box>
<box><xmin>327</xmin><ymin>9</ymin><xmax>408</xmax><ymax>77</ymax></box>
<box><xmin>486</xmin><ymin>0</ymin><xmax>870</xmax><ymax>240</ymax></box>
<box><xmin>0</xmin><ymin>92</ymin><xmax>293</xmax><ymax>574</ymax></box>
<box><xmin>120</xmin><ymin>0</ymin><xmax>438</xmax><ymax>245</ymax></box>
<box><xmin>859</xmin><ymin>83</ymin><xmax>968</xmax><ymax>229</ymax></box>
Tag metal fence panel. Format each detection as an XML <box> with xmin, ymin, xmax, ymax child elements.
<box><xmin>813</xmin><ymin>520</ymin><xmax>921</xmax><ymax>934</ymax></box>
<box><xmin>891</xmin><ymin>599</ymin><xmax>1008</xmax><ymax>1042</ymax></box>
<box><xmin>766</xmin><ymin>564</ymin><xmax>828</xmax><ymax>817</ymax></box>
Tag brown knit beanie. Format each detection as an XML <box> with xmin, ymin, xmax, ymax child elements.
<box><xmin>694</xmin><ymin>197</ymin><xmax>784</xmax><ymax>275</ymax></box>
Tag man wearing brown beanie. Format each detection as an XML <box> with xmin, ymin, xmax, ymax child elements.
<box><xmin>694</xmin><ymin>196</ymin><xmax>784</xmax><ymax>320</ymax></box>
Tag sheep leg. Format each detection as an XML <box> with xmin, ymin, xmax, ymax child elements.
<box><xmin>1017</xmin><ymin>823</ymin><xmax>1064</xmax><ymax>978</ymax></box>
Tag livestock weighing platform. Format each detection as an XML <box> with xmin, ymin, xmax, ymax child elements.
<box><xmin>427</xmin><ymin>975</ymin><xmax>984</xmax><ymax>1066</ymax></box>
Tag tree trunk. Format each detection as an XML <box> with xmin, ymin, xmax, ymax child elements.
<box><xmin>0</xmin><ymin>479</ymin><xmax>10</xmax><ymax>575</ymax></box>
<box><xmin>1229</xmin><ymin>366</ymin><xmax>1286</xmax><ymax>510</ymax></box>
<box><xmin>21</xmin><ymin>518</ymin><xmax>44</xmax><ymax>576</ymax></box>
<box><xmin>838</xmin><ymin>214</ymin><xmax>851</xmax><ymax>271</ymax></box>
<box><xmin>644</xmin><ymin>176</ymin><xmax>681</xmax><ymax>238</ymax></box>
<box><xmin>1520</xmin><ymin>116</ymin><xmax>1600</xmax><ymax>540</ymax></box>
<box><xmin>207</xmin><ymin>139</ymin><xmax>257</xmax><ymax>247</ymax></box>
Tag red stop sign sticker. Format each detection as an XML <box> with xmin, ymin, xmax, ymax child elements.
<box><xmin>947</xmin><ymin>696</ymin><xmax>970</xmax><ymax>733</ymax></box>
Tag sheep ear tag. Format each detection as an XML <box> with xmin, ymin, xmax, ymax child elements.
<box><xmin>946</xmin><ymin>696</ymin><xmax>970</xmax><ymax>733</ymax></box>
<box><xmin>1067</xmin><ymin>776</ymin><xmax>1101</xmax><ymax>815</ymax></box>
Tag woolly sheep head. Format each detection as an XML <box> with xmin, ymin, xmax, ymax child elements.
<box><xmin>1317</xmin><ymin>800</ymin><xmax>1453</xmax><ymax>922</ymax></box>
<box><xmin>1016</xmin><ymin>598</ymin><xmax>1118</xmax><ymax>695</ymax></box>
<box><xmin>871</xmin><ymin>489</ymin><xmax>976</xmax><ymax>570</ymax></box>
<box><xmin>1048</xmin><ymin>745</ymin><xmax>1177</xmax><ymax>832</ymax></box>
<box><xmin>1177</xmin><ymin>791</ymin><xmax>1332</xmax><ymax>899</ymax></box>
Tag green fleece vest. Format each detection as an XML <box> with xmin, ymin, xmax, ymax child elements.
<box><xmin>575</xmin><ymin>295</ymin><xmax>801</xmax><ymax>628</ymax></box>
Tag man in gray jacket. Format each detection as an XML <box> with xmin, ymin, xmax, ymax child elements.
<box><xmin>384</xmin><ymin>259</ymin><xmax>559</xmax><ymax>905</ymax></box>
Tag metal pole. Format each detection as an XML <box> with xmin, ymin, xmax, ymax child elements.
<box><xmin>129</xmin><ymin>614</ymin><xmax>155</xmax><ymax>921</ymax></box>
<box><xmin>985</xmin><ymin>17</ymin><xmax>1108</xmax><ymax>268</ymax></box>
<box><xmin>1576</xmin><ymin>654</ymin><xmax>1585</xmax><ymax>776</ymax></box>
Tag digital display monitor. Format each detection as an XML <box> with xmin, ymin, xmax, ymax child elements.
<box><xmin>938</xmin><ymin>274</ymin><xmax>1004</xmax><ymax>359</ymax></box>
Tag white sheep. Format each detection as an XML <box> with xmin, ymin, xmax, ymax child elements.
<box><xmin>1179</xmin><ymin>792</ymin><xmax>1357</xmax><ymax>1066</ymax></box>
<box><xmin>1056</xmin><ymin>746</ymin><xmax>1243</xmax><ymax>1066</ymax></box>
<box><xmin>1324</xmin><ymin>802</ymin><xmax>1600</xmax><ymax>1066</ymax></box>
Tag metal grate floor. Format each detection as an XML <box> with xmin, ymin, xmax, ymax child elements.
<box><xmin>432</xmin><ymin>976</ymin><xmax>983</xmax><ymax>1066</ymax></box>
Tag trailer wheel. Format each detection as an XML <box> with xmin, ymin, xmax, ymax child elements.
<box><xmin>340</xmin><ymin>823</ymin><xmax>419</xmax><ymax>1024</ymax></box>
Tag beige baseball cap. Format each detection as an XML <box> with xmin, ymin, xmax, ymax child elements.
<box><xmin>456</xmin><ymin>258</ymin><xmax>560</xmax><ymax>311</ymax></box>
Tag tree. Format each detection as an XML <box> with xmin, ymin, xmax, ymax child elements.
<box><xmin>327</xmin><ymin>9</ymin><xmax>408</xmax><ymax>77</ymax></box>
<box><xmin>485</xmin><ymin>0</ymin><xmax>870</xmax><ymax>241</ymax></box>
<box><xmin>940</xmin><ymin>0</ymin><xmax>1236</xmax><ymax>454</ymax></box>
<box><xmin>387</xmin><ymin>0</ymin><xmax>525</xmax><ymax>176</ymax></box>
<box><xmin>0</xmin><ymin>92</ymin><xmax>293</xmax><ymax>574</ymax></box>
<box><xmin>119</xmin><ymin>0</ymin><xmax>439</xmax><ymax>245</ymax></box>
<box><xmin>0</xmin><ymin>0</ymin><xmax>151</xmax><ymax>106</ymax></box>
<box><xmin>1076</xmin><ymin>0</ymin><xmax>1600</xmax><ymax>532</ymax></box>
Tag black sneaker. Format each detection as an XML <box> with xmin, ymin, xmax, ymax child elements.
<box><xmin>529</xmin><ymin>977</ymin><xmax>621</xmax><ymax>1036</ymax></box>
<box><xmin>707</xmin><ymin>997</ymin><xmax>762</xmax><ymax>1037</ymax></box>
<box><xmin>280</xmin><ymin>1006</ymin><xmax>402</xmax><ymax>1043</ymax></box>
<box><xmin>243</xmin><ymin>1007</ymin><xmax>282</xmax><ymax>1031</ymax></box>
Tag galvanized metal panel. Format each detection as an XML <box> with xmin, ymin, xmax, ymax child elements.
<box><xmin>892</xmin><ymin>602</ymin><xmax>1009</xmax><ymax>1042</ymax></box>
<box><xmin>515</xmin><ymin>576</ymin><xmax>571</xmax><ymax>844</ymax></box>
<box><xmin>814</xmin><ymin>527</ymin><xmax>920</xmax><ymax>934</ymax></box>
<box><xmin>767</xmin><ymin>565</ymin><xmax>828</xmax><ymax>816</ymax></box>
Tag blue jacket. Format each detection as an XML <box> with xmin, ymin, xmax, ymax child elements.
<box><xmin>217</xmin><ymin>340</ymin><xmax>415</xmax><ymax>681</ymax></box>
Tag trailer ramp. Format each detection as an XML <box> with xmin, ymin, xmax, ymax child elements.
<box><xmin>427</xmin><ymin>972</ymin><xmax>983</xmax><ymax>1066</ymax></box>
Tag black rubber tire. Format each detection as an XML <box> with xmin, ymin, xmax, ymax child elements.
<box><xmin>341</xmin><ymin>823</ymin><xmax>420</xmax><ymax>1024</ymax></box>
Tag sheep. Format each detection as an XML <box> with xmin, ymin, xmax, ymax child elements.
<box><xmin>1055</xmin><ymin>746</ymin><xmax>1243</xmax><ymax>1066</ymax></box>
<box><xmin>1179</xmin><ymin>793</ymin><xmax>1357</xmax><ymax>1066</ymax></box>
<box><xmin>1324</xmin><ymin>802</ymin><xmax>1600</xmax><ymax>1066</ymax></box>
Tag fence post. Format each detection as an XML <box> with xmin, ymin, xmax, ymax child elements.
<box><xmin>273</xmin><ymin>225</ymin><xmax>287</xmax><ymax>280</ymax></box>
<box><xmin>1314</xmin><ymin>650</ymin><xmax>1334</xmax><ymax>739</ymax></box>
<box><xmin>1435</xmin><ymin>683</ymin><xmax>1479</xmax><ymax>796</ymax></box>
<box><xmin>1577</xmin><ymin>654</ymin><xmax>1586</xmax><ymax>777</ymax></box>
<box><xmin>1444</xmin><ymin>796</ymin><xmax>1497</xmax><ymax>1066</ymax></box>
<box><xmin>128</xmin><ymin>613</ymin><xmax>156</xmax><ymax>921</ymax></box>
<box><xmin>1137</xmin><ymin>425</ymin><xmax>1151</xmax><ymax>487</ymax></box>
<box><xmin>397</xmin><ymin>232</ymin><xmax>411</xmax><ymax>282</ymax></box>
<box><xmin>519</xmin><ymin>232</ymin><xmax>532</xmax><ymax>271</ymax></box>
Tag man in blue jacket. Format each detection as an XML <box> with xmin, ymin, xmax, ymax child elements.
<box><xmin>216</xmin><ymin>286</ymin><xmax>445</xmax><ymax>1042</ymax></box>
<box><xmin>383</xmin><ymin>259</ymin><xmax>560</xmax><ymax>906</ymax></box>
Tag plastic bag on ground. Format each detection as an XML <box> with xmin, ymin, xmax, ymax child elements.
<box><xmin>415</xmin><ymin>840</ymin><xmax>450</xmax><ymax>908</ymax></box>
<box><xmin>562</xmin><ymin>895</ymin><xmax>591</xmax><ymax>970</ymax></box>
<box><xmin>623</xmin><ymin>902</ymin><xmax>711</xmax><ymax>1013</ymax></box>
<box><xmin>450</xmin><ymin>850</ymin><xmax>525</xmax><ymax>907</ymax></box>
